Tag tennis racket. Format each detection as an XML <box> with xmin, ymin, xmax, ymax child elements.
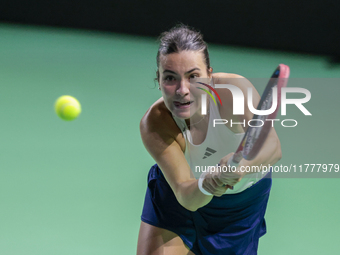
<box><xmin>227</xmin><ymin>64</ymin><xmax>290</xmax><ymax>168</ymax></box>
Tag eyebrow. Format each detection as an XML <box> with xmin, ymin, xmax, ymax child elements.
<box><xmin>163</xmin><ymin>68</ymin><xmax>201</xmax><ymax>74</ymax></box>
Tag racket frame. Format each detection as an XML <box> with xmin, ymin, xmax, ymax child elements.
<box><xmin>227</xmin><ymin>64</ymin><xmax>290</xmax><ymax>167</ymax></box>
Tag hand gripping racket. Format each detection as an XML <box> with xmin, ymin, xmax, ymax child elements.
<box><xmin>227</xmin><ymin>64</ymin><xmax>290</xmax><ymax>168</ymax></box>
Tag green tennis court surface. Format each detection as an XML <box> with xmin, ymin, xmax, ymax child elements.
<box><xmin>1</xmin><ymin>23</ymin><xmax>339</xmax><ymax>254</ymax></box>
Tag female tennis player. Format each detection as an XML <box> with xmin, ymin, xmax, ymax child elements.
<box><xmin>137</xmin><ymin>24</ymin><xmax>282</xmax><ymax>255</ymax></box>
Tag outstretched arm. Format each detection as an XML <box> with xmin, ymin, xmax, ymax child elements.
<box><xmin>140</xmin><ymin>101</ymin><xmax>228</xmax><ymax>211</ymax></box>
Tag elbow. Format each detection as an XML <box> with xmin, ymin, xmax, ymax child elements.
<box><xmin>182</xmin><ymin>205</ymin><xmax>198</xmax><ymax>212</ymax></box>
<box><xmin>175</xmin><ymin>187</ymin><xmax>200</xmax><ymax>212</ymax></box>
<box><xmin>265</xmin><ymin>136</ymin><xmax>282</xmax><ymax>165</ymax></box>
<box><xmin>177</xmin><ymin>196</ymin><xmax>199</xmax><ymax>212</ymax></box>
<box><xmin>276</xmin><ymin>148</ymin><xmax>282</xmax><ymax>161</ymax></box>
<box><xmin>184</xmin><ymin>205</ymin><xmax>199</xmax><ymax>212</ymax></box>
<box><xmin>173</xmin><ymin>180</ymin><xmax>207</xmax><ymax>212</ymax></box>
<box><xmin>273</xmin><ymin>140</ymin><xmax>282</xmax><ymax>163</ymax></box>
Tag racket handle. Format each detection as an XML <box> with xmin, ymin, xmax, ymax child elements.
<box><xmin>227</xmin><ymin>151</ymin><xmax>242</xmax><ymax>168</ymax></box>
<box><xmin>223</xmin><ymin>158</ymin><xmax>238</xmax><ymax>190</ymax></box>
<box><xmin>227</xmin><ymin>157</ymin><xmax>240</xmax><ymax>168</ymax></box>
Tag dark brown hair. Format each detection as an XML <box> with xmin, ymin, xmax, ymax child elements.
<box><xmin>156</xmin><ymin>24</ymin><xmax>211</xmax><ymax>80</ymax></box>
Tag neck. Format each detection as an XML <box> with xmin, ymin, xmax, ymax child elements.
<box><xmin>185</xmin><ymin>102</ymin><xmax>210</xmax><ymax>130</ymax></box>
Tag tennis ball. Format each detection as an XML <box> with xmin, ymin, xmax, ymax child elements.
<box><xmin>55</xmin><ymin>95</ymin><xmax>81</xmax><ymax>121</ymax></box>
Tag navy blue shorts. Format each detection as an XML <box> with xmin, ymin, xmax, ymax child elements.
<box><xmin>141</xmin><ymin>164</ymin><xmax>272</xmax><ymax>255</ymax></box>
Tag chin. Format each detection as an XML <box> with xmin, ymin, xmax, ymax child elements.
<box><xmin>172</xmin><ymin>106</ymin><xmax>198</xmax><ymax>120</ymax></box>
<box><xmin>172</xmin><ymin>110</ymin><xmax>192</xmax><ymax>119</ymax></box>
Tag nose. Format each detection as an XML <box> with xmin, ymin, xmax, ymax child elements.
<box><xmin>176</xmin><ymin>79</ymin><xmax>190</xmax><ymax>96</ymax></box>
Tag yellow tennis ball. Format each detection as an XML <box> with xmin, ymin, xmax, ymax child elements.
<box><xmin>55</xmin><ymin>95</ymin><xmax>81</xmax><ymax>121</ymax></box>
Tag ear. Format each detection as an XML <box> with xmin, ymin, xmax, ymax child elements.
<box><xmin>208</xmin><ymin>67</ymin><xmax>213</xmax><ymax>78</ymax></box>
<box><xmin>156</xmin><ymin>70</ymin><xmax>160</xmax><ymax>83</ymax></box>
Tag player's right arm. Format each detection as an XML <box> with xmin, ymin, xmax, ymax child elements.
<box><xmin>140</xmin><ymin>99</ymin><xmax>225</xmax><ymax>211</ymax></box>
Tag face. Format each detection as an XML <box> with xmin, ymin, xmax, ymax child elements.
<box><xmin>158</xmin><ymin>50</ymin><xmax>212</xmax><ymax>119</ymax></box>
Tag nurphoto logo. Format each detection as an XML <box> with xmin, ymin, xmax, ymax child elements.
<box><xmin>197</xmin><ymin>82</ymin><xmax>311</xmax><ymax>128</ymax></box>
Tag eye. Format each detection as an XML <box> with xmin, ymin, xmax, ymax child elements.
<box><xmin>189</xmin><ymin>73</ymin><xmax>199</xmax><ymax>79</ymax></box>
<box><xmin>163</xmin><ymin>75</ymin><xmax>176</xmax><ymax>82</ymax></box>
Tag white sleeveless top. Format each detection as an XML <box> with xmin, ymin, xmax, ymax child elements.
<box><xmin>172</xmin><ymin>98</ymin><xmax>267</xmax><ymax>194</ymax></box>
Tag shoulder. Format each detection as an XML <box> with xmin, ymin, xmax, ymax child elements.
<box><xmin>212</xmin><ymin>72</ymin><xmax>256</xmax><ymax>104</ymax></box>
<box><xmin>140</xmin><ymin>97</ymin><xmax>177</xmax><ymax>136</ymax></box>
<box><xmin>212</xmin><ymin>72</ymin><xmax>260</xmax><ymax>132</ymax></box>
<box><xmin>212</xmin><ymin>72</ymin><xmax>241</xmax><ymax>79</ymax></box>
<box><xmin>213</xmin><ymin>72</ymin><xmax>254</xmax><ymax>91</ymax></box>
<box><xmin>140</xmin><ymin>97</ymin><xmax>185</xmax><ymax>152</ymax></box>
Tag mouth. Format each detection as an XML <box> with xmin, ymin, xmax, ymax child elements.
<box><xmin>173</xmin><ymin>101</ymin><xmax>194</xmax><ymax>108</ymax></box>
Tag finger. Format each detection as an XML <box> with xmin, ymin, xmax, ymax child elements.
<box><xmin>206</xmin><ymin>179</ymin><xmax>226</xmax><ymax>196</ymax></box>
<box><xmin>203</xmin><ymin>177</ymin><xmax>217</xmax><ymax>194</ymax></box>
<box><xmin>212</xmin><ymin>192</ymin><xmax>222</xmax><ymax>197</ymax></box>
<box><xmin>212</xmin><ymin>175</ymin><xmax>224</xmax><ymax>186</ymax></box>
<box><xmin>215</xmin><ymin>185</ymin><xmax>231</xmax><ymax>196</ymax></box>
<box><xmin>223</xmin><ymin>179</ymin><xmax>239</xmax><ymax>186</ymax></box>
<box><xmin>202</xmin><ymin>182</ymin><xmax>214</xmax><ymax>194</ymax></box>
<box><xmin>214</xmin><ymin>184</ymin><xmax>231</xmax><ymax>196</ymax></box>
<box><xmin>226</xmin><ymin>184</ymin><xmax>234</xmax><ymax>190</ymax></box>
<box><xmin>212</xmin><ymin>188</ymin><xmax>225</xmax><ymax>197</ymax></box>
<box><xmin>209</xmin><ymin>173</ymin><xmax>225</xmax><ymax>188</ymax></box>
<box><xmin>219</xmin><ymin>152</ymin><xmax>235</xmax><ymax>165</ymax></box>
